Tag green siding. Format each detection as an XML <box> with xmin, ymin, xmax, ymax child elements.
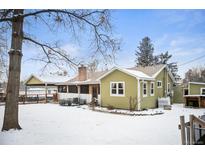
<box><xmin>189</xmin><ymin>83</ymin><xmax>205</xmax><ymax>95</ymax></box>
<box><xmin>101</xmin><ymin>70</ymin><xmax>137</xmax><ymax>110</ymax></box>
<box><xmin>140</xmin><ymin>68</ymin><xmax>174</xmax><ymax>108</ymax></box>
<box><xmin>140</xmin><ymin>81</ymin><xmax>157</xmax><ymax>109</ymax></box>
<box><xmin>100</xmin><ymin>67</ymin><xmax>174</xmax><ymax>110</ymax></box>
<box><xmin>173</xmin><ymin>84</ymin><xmax>185</xmax><ymax>103</ymax></box>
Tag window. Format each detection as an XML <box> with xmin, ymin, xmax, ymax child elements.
<box><xmin>58</xmin><ymin>85</ymin><xmax>67</xmax><ymax>93</ymax></box>
<box><xmin>157</xmin><ymin>81</ymin><xmax>162</xmax><ymax>88</ymax></box>
<box><xmin>48</xmin><ymin>90</ymin><xmax>51</xmax><ymax>94</ymax></box>
<box><xmin>110</xmin><ymin>82</ymin><xmax>125</xmax><ymax>96</ymax></box>
<box><xmin>98</xmin><ymin>85</ymin><xmax>100</xmax><ymax>94</ymax></box>
<box><xmin>143</xmin><ymin>81</ymin><xmax>147</xmax><ymax>97</ymax></box>
<box><xmin>201</xmin><ymin>88</ymin><xmax>205</xmax><ymax>95</ymax></box>
<box><xmin>80</xmin><ymin>85</ymin><xmax>89</xmax><ymax>94</ymax></box>
<box><xmin>68</xmin><ymin>85</ymin><xmax>78</xmax><ymax>93</ymax></box>
<box><xmin>167</xmin><ymin>83</ymin><xmax>170</xmax><ymax>93</ymax></box>
<box><xmin>183</xmin><ymin>88</ymin><xmax>188</xmax><ymax>96</ymax></box>
<box><xmin>150</xmin><ymin>82</ymin><xmax>154</xmax><ymax>96</ymax></box>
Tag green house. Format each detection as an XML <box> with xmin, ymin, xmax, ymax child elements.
<box><xmin>98</xmin><ymin>64</ymin><xmax>175</xmax><ymax>110</ymax></box>
<box><xmin>184</xmin><ymin>82</ymin><xmax>205</xmax><ymax>108</ymax></box>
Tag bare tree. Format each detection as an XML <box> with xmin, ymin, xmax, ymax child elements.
<box><xmin>87</xmin><ymin>59</ymin><xmax>99</xmax><ymax>72</ymax></box>
<box><xmin>0</xmin><ymin>9</ymin><xmax>120</xmax><ymax>131</ymax></box>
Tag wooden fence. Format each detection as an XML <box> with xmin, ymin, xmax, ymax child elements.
<box><xmin>0</xmin><ymin>93</ymin><xmax>58</xmax><ymax>105</ymax></box>
<box><xmin>179</xmin><ymin>114</ymin><xmax>205</xmax><ymax>145</ymax></box>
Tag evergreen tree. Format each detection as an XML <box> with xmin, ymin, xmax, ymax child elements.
<box><xmin>156</xmin><ymin>51</ymin><xmax>180</xmax><ymax>81</ymax></box>
<box><xmin>135</xmin><ymin>37</ymin><xmax>154</xmax><ymax>67</ymax></box>
<box><xmin>158</xmin><ymin>51</ymin><xmax>172</xmax><ymax>64</ymax></box>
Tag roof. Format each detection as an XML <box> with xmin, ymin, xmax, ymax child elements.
<box><xmin>128</xmin><ymin>64</ymin><xmax>166</xmax><ymax>77</ymax></box>
<box><xmin>25</xmin><ymin>74</ymin><xmax>70</xmax><ymax>85</ymax></box>
<box><xmin>98</xmin><ymin>67</ymin><xmax>155</xmax><ymax>81</ymax></box>
<box><xmin>58</xmin><ymin>70</ymin><xmax>109</xmax><ymax>85</ymax></box>
<box><xmin>129</xmin><ymin>64</ymin><xmax>175</xmax><ymax>82</ymax></box>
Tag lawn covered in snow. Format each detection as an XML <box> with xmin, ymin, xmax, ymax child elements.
<box><xmin>0</xmin><ymin>103</ymin><xmax>205</xmax><ymax>145</ymax></box>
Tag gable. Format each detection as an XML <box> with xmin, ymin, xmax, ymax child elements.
<box><xmin>26</xmin><ymin>76</ymin><xmax>44</xmax><ymax>85</ymax></box>
<box><xmin>155</xmin><ymin>67</ymin><xmax>174</xmax><ymax>83</ymax></box>
<box><xmin>101</xmin><ymin>69</ymin><xmax>136</xmax><ymax>82</ymax></box>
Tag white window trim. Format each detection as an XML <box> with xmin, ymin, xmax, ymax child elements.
<box><xmin>200</xmin><ymin>88</ymin><xmax>205</xmax><ymax>95</ymax></box>
<box><xmin>157</xmin><ymin>80</ymin><xmax>162</xmax><ymax>88</ymax></box>
<box><xmin>167</xmin><ymin>83</ymin><xmax>170</xmax><ymax>93</ymax></box>
<box><xmin>110</xmin><ymin>81</ymin><xmax>125</xmax><ymax>97</ymax></box>
<box><xmin>150</xmin><ymin>82</ymin><xmax>155</xmax><ymax>96</ymax></box>
<box><xmin>143</xmin><ymin>81</ymin><xmax>147</xmax><ymax>97</ymax></box>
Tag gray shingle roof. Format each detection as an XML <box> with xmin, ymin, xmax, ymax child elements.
<box><xmin>58</xmin><ymin>70</ymin><xmax>108</xmax><ymax>85</ymax></box>
<box><xmin>128</xmin><ymin>64</ymin><xmax>166</xmax><ymax>77</ymax></box>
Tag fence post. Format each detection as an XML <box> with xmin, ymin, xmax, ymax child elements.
<box><xmin>190</xmin><ymin>114</ymin><xmax>195</xmax><ymax>145</ymax></box>
<box><xmin>37</xmin><ymin>94</ymin><xmax>39</xmax><ymax>103</ymax></box>
<box><xmin>180</xmin><ymin>116</ymin><xmax>186</xmax><ymax>145</ymax></box>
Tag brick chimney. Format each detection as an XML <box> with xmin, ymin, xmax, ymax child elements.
<box><xmin>78</xmin><ymin>65</ymin><xmax>87</xmax><ymax>81</ymax></box>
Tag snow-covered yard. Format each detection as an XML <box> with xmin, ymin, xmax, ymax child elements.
<box><xmin>0</xmin><ymin>103</ymin><xmax>205</xmax><ymax>145</ymax></box>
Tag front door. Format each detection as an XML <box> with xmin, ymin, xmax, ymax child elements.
<box><xmin>92</xmin><ymin>86</ymin><xmax>98</xmax><ymax>99</ymax></box>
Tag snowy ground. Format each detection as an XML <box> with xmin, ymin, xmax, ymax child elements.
<box><xmin>0</xmin><ymin>103</ymin><xmax>205</xmax><ymax>145</ymax></box>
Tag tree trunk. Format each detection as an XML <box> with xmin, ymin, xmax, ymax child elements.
<box><xmin>2</xmin><ymin>9</ymin><xmax>24</xmax><ymax>131</ymax></box>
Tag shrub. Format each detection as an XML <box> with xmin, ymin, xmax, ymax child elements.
<box><xmin>107</xmin><ymin>105</ymin><xmax>114</xmax><ymax>110</ymax></box>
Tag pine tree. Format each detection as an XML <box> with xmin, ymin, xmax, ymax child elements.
<box><xmin>158</xmin><ymin>51</ymin><xmax>172</xmax><ymax>64</ymax></box>
<box><xmin>156</xmin><ymin>51</ymin><xmax>180</xmax><ymax>81</ymax></box>
<box><xmin>135</xmin><ymin>37</ymin><xmax>154</xmax><ymax>67</ymax></box>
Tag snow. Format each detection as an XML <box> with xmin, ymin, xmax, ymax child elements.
<box><xmin>0</xmin><ymin>104</ymin><xmax>205</xmax><ymax>145</ymax></box>
<box><xmin>25</xmin><ymin>74</ymin><xmax>71</xmax><ymax>84</ymax></box>
<box><xmin>122</xmin><ymin>68</ymin><xmax>154</xmax><ymax>80</ymax></box>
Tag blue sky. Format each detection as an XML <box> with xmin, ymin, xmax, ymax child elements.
<box><xmin>20</xmin><ymin>9</ymin><xmax>205</xmax><ymax>80</ymax></box>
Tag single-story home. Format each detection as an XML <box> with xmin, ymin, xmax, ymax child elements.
<box><xmin>99</xmin><ymin>64</ymin><xmax>175</xmax><ymax>110</ymax></box>
<box><xmin>57</xmin><ymin>64</ymin><xmax>175</xmax><ymax>110</ymax></box>
<box><xmin>183</xmin><ymin>82</ymin><xmax>205</xmax><ymax>108</ymax></box>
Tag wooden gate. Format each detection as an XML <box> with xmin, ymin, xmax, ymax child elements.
<box><xmin>179</xmin><ymin>115</ymin><xmax>205</xmax><ymax>145</ymax></box>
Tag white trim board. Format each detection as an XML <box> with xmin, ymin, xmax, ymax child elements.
<box><xmin>98</xmin><ymin>67</ymin><xmax>155</xmax><ymax>81</ymax></box>
<box><xmin>189</xmin><ymin>82</ymin><xmax>205</xmax><ymax>85</ymax></box>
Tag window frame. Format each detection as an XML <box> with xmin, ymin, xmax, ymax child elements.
<box><xmin>110</xmin><ymin>81</ymin><xmax>125</xmax><ymax>97</ymax></box>
<box><xmin>167</xmin><ymin>83</ymin><xmax>170</xmax><ymax>93</ymax></box>
<box><xmin>58</xmin><ymin>85</ymin><xmax>67</xmax><ymax>93</ymax></box>
<box><xmin>150</xmin><ymin>82</ymin><xmax>155</xmax><ymax>96</ymax></box>
<box><xmin>80</xmin><ymin>85</ymin><xmax>89</xmax><ymax>94</ymax></box>
<box><xmin>201</xmin><ymin>88</ymin><xmax>205</xmax><ymax>95</ymax></box>
<box><xmin>68</xmin><ymin>85</ymin><xmax>78</xmax><ymax>93</ymax></box>
<box><xmin>143</xmin><ymin>81</ymin><xmax>148</xmax><ymax>97</ymax></box>
<box><xmin>157</xmin><ymin>80</ymin><xmax>162</xmax><ymax>88</ymax></box>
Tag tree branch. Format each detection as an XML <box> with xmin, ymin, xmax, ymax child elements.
<box><xmin>23</xmin><ymin>36</ymin><xmax>79</xmax><ymax>67</ymax></box>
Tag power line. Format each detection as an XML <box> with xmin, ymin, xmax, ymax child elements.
<box><xmin>178</xmin><ymin>53</ymin><xmax>205</xmax><ymax>67</ymax></box>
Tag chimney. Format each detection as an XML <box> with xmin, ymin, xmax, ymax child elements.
<box><xmin>78</xmin><ymin>64</ymin><xmax>87</xmax><ymax>81</ymax></box>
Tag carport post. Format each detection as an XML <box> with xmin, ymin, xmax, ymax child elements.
<box><xmin>25</xmin><ymin>85</ymin><xmax>27</xmax><ymax>103</ymax></box>
<box><xmin>45</xmin><ymin>83</ymin><xmax>48</xmax><ymax>103</ymax></box>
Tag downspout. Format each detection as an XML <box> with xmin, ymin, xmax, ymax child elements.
<box><xmin>137</xmin><ymin>79</ymin><xmax>141</xmax><ymax>110</ymax></box>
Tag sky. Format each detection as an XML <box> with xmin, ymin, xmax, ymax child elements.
<box><xmin>16</xmin><ymin>9</ymin><xmax>205</xmax><ymax>80</ymax></box>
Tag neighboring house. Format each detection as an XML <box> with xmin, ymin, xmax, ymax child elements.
<box><xmin>183</xmin><ymin>82</ymin><xmax>205</xmax><ymax>108</ymax></box>
<box><xmin>24</xmin><ymin>74</ymin><xmax>70</xmax><ymax>100</ymax></box>
<box><xmin>57</xmin><ymin>65</ymin><xmax>108</xmax><ymax>103</ymax></box>
<box><xmin>98</xmin><ymin>64</ymin><xmax>175</xmax><ymax>110</ymax></box>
